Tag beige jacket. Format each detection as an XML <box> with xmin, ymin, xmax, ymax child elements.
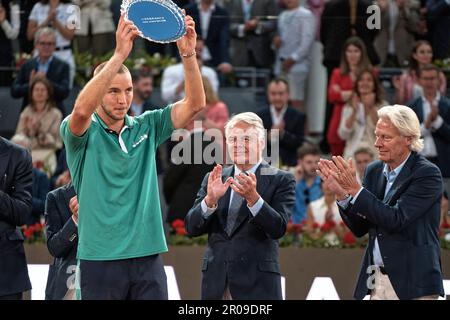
<box><xmin>374</xmin><ymin>0</ymin><xmax>420</xmax><ymax>67</ymax></box>
<box><xmin>73</xmin><ymin>0</ymin><xmax>115</xmax><ymax>36</ymax></box>
<box><xmin>14</xmin><ymin>105</ymin><xmax>63</xmax><ymax>150</ymax></box>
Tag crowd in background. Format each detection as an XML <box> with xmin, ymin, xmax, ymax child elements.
<box><xmin>0</xmin><ymin>0</ymin><xmax>450</xmax><ymax>236</ymax></box>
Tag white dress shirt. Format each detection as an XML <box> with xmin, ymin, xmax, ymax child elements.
<box><xmin>419</xmin><ymin>93</ymin><xmax>443</xmax><ymax>158</ymax></box>
<box><xmin>201</xmin><ymin>161</ymin><xmax>264</xmax><ymax>218</ymax></box>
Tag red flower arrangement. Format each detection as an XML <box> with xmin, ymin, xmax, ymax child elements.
<box><xmin>171</xmin><ymin>219</ymin><xmax>187</xmax><ymax>236</ymax></box>
<box><xmin>320</xmin><ymin>220</ymin><xmax>337</xmax><ymax>233</ymax></box>
<box><xmin>21</xmin><ymin>222</ymin><xmax>46</xmax><ymax>244</ymax></box>
<box><xmin>343</xmin><ymin>231</ymin><xmax>356</xmax><ymax>245</ymax></box>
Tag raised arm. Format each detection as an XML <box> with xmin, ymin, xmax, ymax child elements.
<box><xmin>170</xmin><ymin>15</ymin><xmax>206</xmax><ymax>129</ymax></box>
<box><xmin>69</xmin><ymin>15</ymin><xmax>139</xmax><ymax>136</ymax></box>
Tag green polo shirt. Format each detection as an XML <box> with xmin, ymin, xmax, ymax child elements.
<box><xmin>60</xmin><ymin>105</ymin><xmax>173</xmax><ymax>260</ymax></box>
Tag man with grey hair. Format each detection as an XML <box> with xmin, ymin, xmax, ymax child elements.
<box><xmin>11</xmin><ymin>27</ymin><xmax>70</xmax><ymax>115</ymax></box>
<box><xmin>318</xmin><ymin>105</ymin><xmax>445</xmax><ymax>300</ymax></box>
<box><xmin>185</xmin><ymin>112</ymin><xmax>296</xmax><ymax>299</ymax></box>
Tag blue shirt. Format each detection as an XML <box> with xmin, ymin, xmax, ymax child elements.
<box><xmin>339</xmin><ymin>153</ymin><xmax>411</xmax><ymax>266</ymax></box>
<box><xmin>292</xmin><ymin>176</ymin><xmax>322</xmax><ymax>224</ymax></box>
<box><xmin>36</xmin><ymin>56</ymin><xmax>53</xmax><ymax>74</ymax></box>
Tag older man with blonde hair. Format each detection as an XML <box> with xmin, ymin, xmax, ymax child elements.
<box><xmin>185</xmin><ymin>112</ymin><xmax>296</xmax><ymax>300</ymax></box>
<box><xmin>318</xmin><ymin>105</ymin><xmax>445</xmax><ymax>300</ymax></box>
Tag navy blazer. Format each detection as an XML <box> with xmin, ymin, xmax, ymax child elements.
<box><xmin>44</xmin><ymin>183</ymin><xmax>77</xmax><ymax>300</ymax></box>
<box><xmin>185</xmin><ymin>162</ymin><xmax>296</xmax><ymax>299</ymax></box>
<box><xmin>256</xmin><ymin>106</ymin><xmax>305</xmax><ymax>167</ymax></box>
<box><xmin>184</xmin><ymin>4</ymin><xmax>230</xmax><ymax>67</ymax></box>
<box><xmin>11</xmin><ymin>56</ymin><xmax>70</xmax><ymax>115</ymax></box>
<box><xmin>339</xmin><ymin>152</ymin><xmax>445</xmax><ymax>299</ymax></box>
<box><xmin>408</xmin><ymin>96</ymin><xmax>450</xmax><ymax>178</ymax></box>
<box><xmin>0</xmin><ymin>137</ymin><xmax>33</xmax><ymax>296</ymax></box>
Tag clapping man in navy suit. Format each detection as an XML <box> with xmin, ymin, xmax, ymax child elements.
<box><xmin>318</xmin><ymin>105</ymin><xmax>444</xmax><ymax>300</ymax></box>
<box><xmin>185</xmin><ymin>112</ymin><xmax>296</xmax><ymax>299</ymax></box>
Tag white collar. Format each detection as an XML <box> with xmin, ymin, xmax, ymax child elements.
<box><xmin>234</xmin><ymin>160</ymin><xmax>262</xmax><ymax>176</ymax></box>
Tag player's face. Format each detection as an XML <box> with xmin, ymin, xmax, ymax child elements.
<box><xmin>101</xmin><ymin>72</ymin><xmax>133</xmax><ymax>121</ymax></box>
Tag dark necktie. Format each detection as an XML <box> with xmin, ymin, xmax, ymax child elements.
<box><xmin>225</xmin><ymin>192</ymin><xmax>244</xmax><ymax>236</ymax></box>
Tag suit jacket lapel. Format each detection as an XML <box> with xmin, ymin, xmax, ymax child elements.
<box><xmin>229</xmin><ymin>161</ymin><xmax>270</xmax><ymax>236</ymax></box>
<box><xmin>375</xmin><ymin>165</ymin><xmax>387</xmax><ymax>200</ymax></box>
<box><xmin>0</xmin><ymin>138</ymin><xmax>12</xmax><ymax>186</ymax></box>
<box><xmin>61</xmin><ymin>183</ymin><xmax>76</xmax><ymax>219</ymax></box>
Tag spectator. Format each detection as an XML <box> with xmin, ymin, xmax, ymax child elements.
<box><xmin>12</xmin><ymin>76</ymin><xmax>63</xmax><ymax>173</ymax></box>
<box><xmin>27</xmin><ymin>0</ymin><xmax>76</xmax><ymax>87</ymax></box>
<box><xmin>129</xmin><ymin>70</ymin><xmax>155</xmax><ymax>117</ymax></box>
<box><xmin>225</xmin><ymin>0</ymin><xmax>278</xmax><ymax>68</ymax></box>
<box><xmin>11</xmin><ymin>27</ymin><xmax>70</xmax><ymax>115</ymax></box>
<box><xmin>201</xmin><ymin>76</ymin><xmax>229</xmax><ymax>135</ymax></box>
<box><xmin>185</xmin><ymin>0</ymin><xmax>232</xmax><ymax>74</ymax></box>
<box><xmin>10</xmin><ymin>133</ymin><xmax>51</xmax><ymax>226</ymax></box>
<box><xmin>408</xmin><ymin>64</ymin><xmax>450</xmax><ymax>197</ymax></box>
<box><xmin>50</xmin><ymin>147</ymin><xmax>70</xmax><ymax>189</ymax></box>
<box><xmin>326</xmin><ymin>37</ymin><xmax>372</xmax><ymax>156</ymax></box>
<box><xmin>305</xmin><ymin>182</ymin><xmax>342</xmax><ymax>231</ymax></box>
<box><xmin>72</xmin><ymin>0</ymin><xmax>115</xmax><ymax>56</ymax></box>
<box><xmin>30</xmin><ymin>166</ymin><xmax>50</xmax><ymax>225</ymax></box>
<box><xmin>292</xmin><ymin>144</ymin><xmax>322</xmax><ymax>224</ymax></box>
<box><xmin>393</xmin><ymin>40</ymin><xmax>447</xmax><ymax>105</ymax></box>
<box><xmin>338</xmin><ymin>69</ymin><xmax>386</xmax><ymax>159</ymax></box>
<box><xmin>374</xmin><ymin>0</ymin><xmax>420</xmax><ymax>67</ymax></box>
<box><xmin>161</xmin><ymin>38</ymin><xmax>218</xmax><ymax>104</ymax></box>
<box><xmin>44</xmin><ymin>183</ymin><xmax>77</xmax><ymax>300</ymax></box>
<box><xmin>0</xmin><ymin>136</ymin><xmax>33</xmax><ymax>300</ymax></box>
<box><xmin>272</xmin><ymin>0</ymin><xmax>315</xmax><ymax>112</ymax></box>
<box><xmin>320</xmin><ymin>0</ymin><xmax>379</xmax><ymax>152</ymax></box>
<box><xmin>320</xmin><ymin>0</ymin><xmax>379</xmax><ymax>75</ymax></box>
<box><xmin>353</xmin><ymin>144</ymin><xmax>375</xmax><ymax>184</ymax></box>
<box><xmin>257</xmin><ymin>78</ymin><xmax>305</xmax><ymax>167</ymax></box>
<box><xmin>18</xmin><ymin>0</ymin><xmax>39</xmax><ymax>54</ymax></box>
<box><xmin>304</xmin><ymin>0</ymin><xmax>327</xmax><ymax>137</ymax></box>
<box><xmin>426</xmin><ymin>0</ymin><xmax>450</xmax><ymax>60</ymax></box>
<box><xmin>164</xmin><ymin>116</ymin><xmax>218</xmax><ymax>224</ymax></box>
<box><xmin>0</xmin><ymin>0</ymin><xmax>20</xmax><ymax>86</ymax></box>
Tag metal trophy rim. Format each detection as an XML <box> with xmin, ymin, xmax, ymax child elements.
<box><xmin>122</xmin><ymin>0</ymin><xmax>186</xmax><ymax>43</ymax></box>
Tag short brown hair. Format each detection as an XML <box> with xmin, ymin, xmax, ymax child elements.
<box><xmin>297</xmin><ymin>144</ymin><xmax>321</xmax><ymax>160</ymax></box>
<box><xmin>417</xmin><ymin>64</ymin><xmax>440</xmax><ymax>78</ymax></box>
<box><xmin>268</xmin><ymin>78</ymin><xmax>290</xmax><ymax>92</ymax></box>
<box><xmin>353</xmin><ymin>145</ymin><xmax>375</xmax><ymax>159</ymax></box>
<box><xmin>93</xmin><ymin>62</ymin><xmax>130</xmax><ymax>78</ymax></box>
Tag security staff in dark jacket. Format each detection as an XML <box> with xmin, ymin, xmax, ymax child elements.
<box><xmin>0</xmin><ymin>136</ymin><xmax>33</xmax><ymax>300</ymax></box>
<box><xmin>44</xmin><ymin>182</ymin><xmax>78</xmax><ymax>300</ymax></box>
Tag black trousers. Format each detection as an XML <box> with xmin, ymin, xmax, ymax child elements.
<box><xmin>79</xmin><ymin>254</ymin><xmax>168</xmax><ymax>300</ymax></box>
<box><xmin>0</xmin><ymin>293</ymin><xmax>23</xmax><ymax>300</ymax></box>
